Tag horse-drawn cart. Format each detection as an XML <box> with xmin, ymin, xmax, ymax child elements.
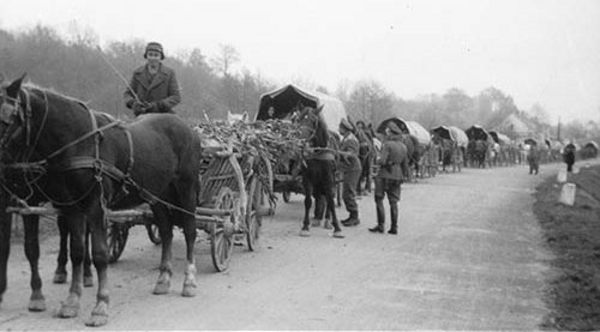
<box><xmin>255</xmin><ymin>84</ymin><xmax>346</xmax><ymax>203</ymax></box>
<box><xmin>7</xmin><ymin>142</ymin><xmax>271</xmax><ymax>272</ymax></box>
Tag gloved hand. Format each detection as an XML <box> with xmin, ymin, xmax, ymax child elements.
<box><xmin>146</xmin><ymin>101</ymin><xmax>159</xmax><ymax>113</ymax></box>
<box><xmin>132</xmin><ymin>101</ymin><xmax>145</xmax><ymax>116</ymax></box>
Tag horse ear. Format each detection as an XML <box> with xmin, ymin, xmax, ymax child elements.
<box><xmin>6</xmin><ymin>73</ymin><xmax>26</xmax><ymax>97</ymax></box>
<box><xmin>315</xmin><ymin>104</ymin><xmax>324</xmax><ymax>114</ymax></box>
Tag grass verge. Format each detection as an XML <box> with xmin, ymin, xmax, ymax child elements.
<box><xmin>534</xmin><ymin>164</ymin><xmax>600</xmax><ymax>330</ymax></box>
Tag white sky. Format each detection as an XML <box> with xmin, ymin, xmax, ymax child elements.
<box><xmin>1</xmin><ymin>0</ymin><xmax>599</xmax><ymax>123</ymax></box>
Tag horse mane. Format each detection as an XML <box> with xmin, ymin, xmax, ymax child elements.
<box><xmin>23</xmin><ymin>83</ymin><xmax>91</xmax><ymax>111</ymax></box>
<box><xmin>311</xmin><ymin>112</ymin><xmax>329</xmax><ymax>148</ymax></box>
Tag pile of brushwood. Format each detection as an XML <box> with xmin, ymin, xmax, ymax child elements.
<box><xmin>194</xmin><ymin>119</ymin><xmax>306</xmax><ymax>204</ymax></box>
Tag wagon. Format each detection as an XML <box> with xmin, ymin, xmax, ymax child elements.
<box><xmin>7</xmin><ymin>142</ymin><xmax>271</xmax><ymax>272</ymax></box>
<box><xmin>431</xmin><ymin>125</ymin><xmax>468</xmax><ymax>173</ymax></box>
<box><xmin>376</xmin><ymin>117</ymin><xmax>432</xmax><ymax>179</ymax></box>
<box><xmin>255</xmin><ymin>84</ymin><xmax>346</xmax><ymax>203</ymax></box>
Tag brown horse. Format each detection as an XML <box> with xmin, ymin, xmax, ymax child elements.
<box><xmin>294</xmin><ymin>106</ymin><xmax>344</xmax><ymax>238</ymax></box>
<box><xmin>0</xmin><ymin>75</ymin><xmax>201</xmax><ymax>326</ymax></box>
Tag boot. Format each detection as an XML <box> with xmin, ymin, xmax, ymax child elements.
<box><xmin>388</xmin><ymin>203</ymin><xmax>398</xmax><ymax>235</ymax></box>
<box><xmin>344</xmin><ymin>211</ymin><xmax>360</xmax><ymax>226</ymax></box>
<box><xmin>368</xmin><ymin>225</ymin><xmax>384</xmax><ymax>233</ymax></box>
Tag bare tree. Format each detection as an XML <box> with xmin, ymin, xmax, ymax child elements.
<box><xmin>210</xmin><ymin>44</ymin><xmax>240</xmax><ymax>77</ymax></box>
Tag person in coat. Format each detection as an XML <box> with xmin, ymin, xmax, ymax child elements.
<box><xmin>338</xmin><ymin>118</ymin><xmax>362</xmax><ymax>226</ymax></box>
<box><xmin>527</xmin><ymin>144</ymin><xmax>540</xmax><ymax>175</ymax></box>
<box><xmin>369</xmin><ymin>122</ymin><xmax>409</xmax><ymax>235</ymax></box>
<box><xmin>563</xmin><ymin>142</ymin><xmax>576</xmax><ymax>172</ymax></box>
<box><xmin>124</xmin><ymin>42</ymin><xmax>181</xmax><ymax>116</ymax></box>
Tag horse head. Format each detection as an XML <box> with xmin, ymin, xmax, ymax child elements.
<box><xmin>226</xmin><ymin>110</ymin><xmax>248</xmax><ymax>125</ymax></box>
<box><xmin>294</xmin><ymin>105</ymin><xmax>328</xmax><ymax>147</ymax></box>
<box><xmin>0</xmin><ymin>74</ymin><xmax>28</xmax><ymax>159</ymax></box>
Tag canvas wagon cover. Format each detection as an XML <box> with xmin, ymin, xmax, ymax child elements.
<box><xmin>432</xmin><ymin>125</ymin><xmax>468</xmax><ymax>148</ymax></box>
<box><xmin>255</xmin><ymin>84</ymin><xmax>346</xmax><ymax>131</ymax></box>
<box><xmin>489</xmin><ymin>131</ymin><xmax>511</xmax><ymax>145</ymax></box>
<box><xmin>377</xmin><ymin>117</ymin><xmax>431</xmax><ymax>146</ymax></box>
<box><xmin>465</xmin><ymin>125</ymin><xmax>492</xmax><ymax>142</ymax></box>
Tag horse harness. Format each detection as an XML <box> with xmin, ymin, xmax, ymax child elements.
<box><xmin>0</xmin><ymin>88</ymin><xmax>135</xmax><ymax>209</ymax></box>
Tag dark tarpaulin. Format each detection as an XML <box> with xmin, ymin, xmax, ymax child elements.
<box><xmin>432</xmin><ymin>126</ymin><xmax>452</xmax><ymax>141</ymax></box>
<box><xmin>465</xmin><ymin>125</ymin><xmax>490</xmax><ymax>141</ymax></box>
<box><xmin>524</xmin><ymin>138</ymin><xmax>537</xmax><ymax>146</ymax></box>
<box><xmin>256</xmin><ymin>85</ymin><xmax>319</xmax><ymax>120</ymax></box>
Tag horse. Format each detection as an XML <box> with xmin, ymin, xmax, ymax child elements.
<box><xmin>0</xmin><ymin>75</ymin><xmax>201</xmax><ymax>326</ymax></box>
<box><xmin>293</xmin><ymin>106</ymin><xmax>344</xmax><ymax>238</ymax></box>
<box><xmin>400</xmin><ymin>134</ymin><xmax>420</xmax><ymax>181</ymax></box>
<box><xmin>226</xmin><ymin>110</ymin><xmax>248</xmax><ymax>125</ymax></box>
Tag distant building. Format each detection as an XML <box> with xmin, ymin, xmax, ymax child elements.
<box><xmin>495</xmin><ymin>113</ymin><xmax>534</xmax><ymax>139</ymax></box>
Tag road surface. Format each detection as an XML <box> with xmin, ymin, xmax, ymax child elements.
<box><xmin>0</xmin><ymin>163</ymin><xmax>562</xmax><ymax>330</ymax></box>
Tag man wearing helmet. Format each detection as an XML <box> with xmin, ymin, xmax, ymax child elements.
<box><xmin>124</xmin><ymin>41</ymin><xmax>181</xmax><ymax>116</ymax></box>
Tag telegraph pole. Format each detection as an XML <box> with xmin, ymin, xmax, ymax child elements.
<box><xmin>557</xmin><ymin>116</ymin><xmax>561</xmax><ymax>141</ymax></box>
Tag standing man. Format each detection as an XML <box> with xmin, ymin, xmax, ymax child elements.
<box><xmin>563</xmin><ymin>142</ymin><xmax>576</xmax><ymax>172</ymax></box>
<box><xmin>338</xmin><ymin>119</ymin><xmax>362</xmax><ymax>226</ymax></box>
<box><xmin>369</xmin><ymin>122</ymin><xmax>408</xmax><ymax>235</ymax></box>
<box><xmin>124</xmin><ymin>41</ymin><xmax>181</xmax><ymax>117</ymax></box>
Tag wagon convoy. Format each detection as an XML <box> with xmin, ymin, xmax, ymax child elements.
<box><xmin>0</xmin><ymin>77</ymin><xmax>592</xmax><ymax>328</ymax></box>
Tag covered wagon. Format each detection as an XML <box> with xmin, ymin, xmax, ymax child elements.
<box><xmin>255</xmin><ymin>84</ymin><xmax>346</xmax><ymax>202</ymax></box>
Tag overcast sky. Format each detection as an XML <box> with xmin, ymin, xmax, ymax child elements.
<box><xmin>1</xmin><ymin>0</ymin><xmax>599</xmax><ymax>123</ymax></box>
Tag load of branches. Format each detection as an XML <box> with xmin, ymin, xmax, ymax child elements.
<box><xmin>194</xmin><ymin>119</ymin><xmax>305</xmax><ymax>205</ymax></box>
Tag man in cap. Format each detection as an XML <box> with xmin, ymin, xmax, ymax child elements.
<box><xmin>369</xmin><ymin>121</ymin><xmax>409</xmax><ymax>234</ymax></box>
<box><xmin>338</xmin><ymin>118</ymin><xmax>362</xmax><ymax>226</ymax></box>
<box><xmin>124</xmin><ymin>41</ymin><xmax>181</xmax><ymax>117</ymax></box>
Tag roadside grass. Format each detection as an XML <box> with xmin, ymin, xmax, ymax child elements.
<box><xmin>534</xmin><ymin>163</ymin><xmax>600</xmax><ymax>330</ymax></box>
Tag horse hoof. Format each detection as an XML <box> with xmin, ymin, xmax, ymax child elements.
<box><xmin>299</xmin><ymin>230</ymin><xmax>310</xmax><ymax>237</ymax></box>
<box><xmin>182</xmin><ymin>284</ymin><xmax>197</xmax><ymax>297</ymax></box>
<box><xmin>333</xmin><ymin>231</ymin><xmax>345</xmax><ymax>239</ymax></box>
<box><xmin>311</xmin><ymin>219</ymin><xmax>321</xmax><ymax>227</ymax></box>
<box><xmin>84</xmin><ymin>276</ymin><xmax>94</xmax><ymax>288</ymax></box>
<box><xmin>53</xmin><ymin>272</ymin><xmax>67</xmax><ymax>284</ymax></box>
<box><xmin>153</xmin><ymin>280</ymin><xmax>171</xmax><ymax>295</ymax></box>
<box><xmin>323</xmin><ymin>220</ymin><xmax>332</xmax><ymax>230</ymax></box>
<box><xmin>85</xmin><ymin>313</ymin><xmax>108</xmax><ymax>327</ymax></box>
<box><xmin>58</xmin><ymin>302</ymin><xmax>80</xmax><ymax>318</ymax></box>
<box><xmin>28</xmin><ymin>298</ymin><xmax>46</xmax><ymax>312</ymax></box>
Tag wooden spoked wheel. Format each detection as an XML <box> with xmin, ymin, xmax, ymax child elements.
<box><xmin>210</xmin><ymin>187</ymin><xmax>237</xmax><ymax>272</ymax></box>
<box><xmin>107</xmin><ymin>222</ymin><xmax>129</xmax><ymax>263</ymax></box>
<box><xmin>246</xmin><ymin>177</ymin><xmax>262</xmax><ymax>251</ymax></box>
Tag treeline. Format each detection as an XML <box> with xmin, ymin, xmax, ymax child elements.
<box><xmin>0</xmin><ymin>25</ymin><xmax>597</xmax><ymax>141</ymax></box>
<box><xmin>0</xmin><ymin>25</ymin><xmax>273</xmax><ymax>121</ymax></box>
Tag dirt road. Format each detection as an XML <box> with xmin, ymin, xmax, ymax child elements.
<box><xmin>0</xmin><ymin>163</ymin><xmax>562</xmax><ymax>330</ymax></box>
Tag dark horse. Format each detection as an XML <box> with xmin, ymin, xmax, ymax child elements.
<box><xmin>0</xmin><ymin>76</ymin><xmax>201</xmax><ymax>326</ymax></box>
<box><xmin>294</xmin><ymin>106</ymin><xmax>344</xmax><ymax>238</ymax></box>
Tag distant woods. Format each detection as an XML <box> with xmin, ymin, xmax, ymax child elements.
<box><xmin>0</xmin><ymin>25</ymin><xmax>597</xmax><ymax>140</ymax></box>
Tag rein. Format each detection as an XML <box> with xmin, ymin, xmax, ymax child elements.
<box><xmin>0</xmin><ymin>88</ymin><xmax>198</xmax><ymax>218</ymax></box>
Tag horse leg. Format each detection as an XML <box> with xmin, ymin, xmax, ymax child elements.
<box><xmin>151</xmin><ymin>205</ymin><xmax>173</xmax><ymax>295</ymax></box>
<box><xmin>180</xmin><ymin>211</ymin><xmax>197</xmax><ymax>298</ymax></box>
<box><xmin>300</xmin><ymin>182</ymin><xmax>312</xmax><ymax>237</ymax></box>
<box><xmin>23</xmin><ymin>215</ymin><xmax>46</xmax><ymax>312</ymax></box>
<box><xmin>54</xmin><ymin>215</ymin><xmax>69</xmax><ymax>284</ymax></box>
<box><xmin>326</xmin><ymin>190</ymin><xmax>343</xmax><ymax>238</ymax></box>
<box><xmin>85</xmin><ymin>202</ymin><xmax>109</xmax><ymax>327</ymax></box>
<box><xmin>312</xmin><ymin>194</ymin><xmax>324</xmax><ymax>227</ymax></box>
<box><xmin>57</xmin><ymin>211</ymin><xmax>86</xmax><ymax>319</ymax></box>
<box><xmin>83</xmin><ymin>226</ymin><xmax>94</xmax><ymax>288</ymax></box>
<box><xmin>0</xmin><ymin>197</ymin><xmax>12</xmax><ymax>306</ymax></box>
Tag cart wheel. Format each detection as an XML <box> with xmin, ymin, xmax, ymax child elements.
<box><xmin>145</xmin><ymin>223</ymin><xmax>161</xmax><ymax>245</ymax></box>
<box><xmin>107</xmin><ymin>222</ymin><xmax>129</xmax><ymax>263</ymax></box>
<box><xmin>246</xmin><ymin>177</ymin><xmax>262</xmax><ymax>251</ymax></box>
<box><xmin>210</xmin><ymin>187</ymin><xmax>236</xmax><ymax>272</ymax></box>
<box><xmin>282</xmin><ymin>191</ymin><xmax>291</xmax><ymax>203</ymax></box>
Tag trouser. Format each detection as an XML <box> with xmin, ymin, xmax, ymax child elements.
<box><xmin>374</xmin><ymin>177</ymin><xmax>401</xmax><ymax>229</ymax></box>
<box><xmin>342</xmin><ymin>169</ymin><xmax>361</xmax><ymax>215</ymax></box>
